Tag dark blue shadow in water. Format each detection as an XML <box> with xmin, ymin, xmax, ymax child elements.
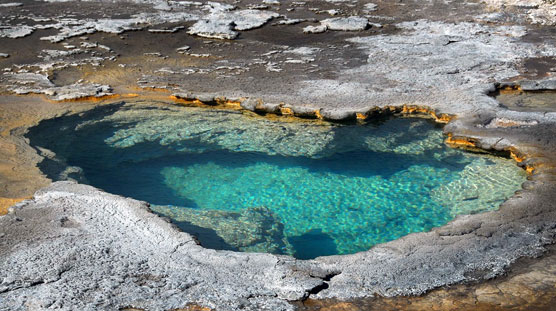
<box><xmin>288</xmin><ymin>229</ymin><xmax>338</xmax><ymax>260</ymax></box>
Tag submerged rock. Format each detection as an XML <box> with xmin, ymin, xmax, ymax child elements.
<box><xmin>152</xmin><ymin>205</ymin><xmax>289</xmax><ymax>253</ymax></box>
<box><xmin>430</xmin><ymin>156</ymin><xmax>526</xmax><ymax>216</ymax></box>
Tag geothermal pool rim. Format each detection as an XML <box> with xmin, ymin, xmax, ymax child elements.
<box><xmin>2</xmin><ymin>92</ymin><xmax>555</xmax><ymax>310</ymax></box>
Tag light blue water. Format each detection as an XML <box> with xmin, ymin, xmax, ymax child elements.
<box><xmin>26</xmin><ymin>103</ymin><xmax>527</xmax><ymax>259</ymax></box>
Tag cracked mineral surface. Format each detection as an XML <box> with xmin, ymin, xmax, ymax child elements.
<box><xmin>0</xmin><ymin>0</ymin><xmax>556</xmax><ymax>310</ymax></box>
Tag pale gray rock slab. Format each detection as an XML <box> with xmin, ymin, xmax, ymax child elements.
<box><xmin>483</xmin><ymin>0</ymin><xmax>556</xmax><ymax>25</ymax></box>
<box><xmin>3</xmin><ymin>72</ymin><xmax>54</xmax><ymax>92</ymax></box>
<box><xmin>0</xmin><ymin>53</ymin><xmax>9</xmax><ymax>58</ymax></box>
<box><xmin>520</xmin><ymin>79</ymin><xmax>556</xmax><ymax>91</ymax></box>
<box><xmin>278</xmin><ymin>18</ymin><xmax>306</xmax><ymax>25</ymax></box>
<box><xmin>4</xmin><ymin>1</ymin><xmax>273</xmax><ymax>43</ymax></box>
<box><xmin>0</xmin><ymin>25</ymin><xmax>34</xmax><ymax>38</ymax></box>
<box><xmin>48</xmin><ymin>83</ymin><xmax>113</xmax><ymax>101</ymax></box>
<box><xmin>2</xmin><ymin>72</ymin><xmax>112</xmax><ymax>100</ymax></box>
<box><xmin>325</xmin><ymin>9</ymin><xmax>340</xmax><ymax>16</ymax></box>
<box><xmin>363</xmin><ymin>3</ymin><xmax>378</xmax><ymax>12</ymax></box>
<box><xmin>284</xmin><ymin>46</ymin><xmax>321</xmax><ymax>55</ymax></box>
<box><xmin>188</xmin><ymin>19</ymin><xmax>238</xmax><ymax>39</ymax></box>
<box><xmin>0</xmin><ymin>2</ymin><xmax>22</xmax><ymax>7</ymax></box>
<box><xmin>190</xmin><ymin>8</ymin><xmax>279</xmax><ymax>39</ymax></box>
<box><xmin>39</xmin><ymin>12</ymin><xmax>198</xmax><ymax>43</ymax></box>
<box><xmin>188</xmin><ymin>5</ymin><xmax>281</xmax><ymax>39</ymax></box>
<box><xmin>39</xmin><ymin>49</ymin><xmax>83</xmax><ymax>61</ymax></box>
<box><xmin>228</xmin><ymin>9</ymin><xmax>280</xmax><ymax>31</ymax></box>
<box><xmin>303</xmin><ymin>24</ymin><xmax>327</xmax><ymax>33</ymax></box>
<box><xmin>240</xmin><ymin>97</ymin><xmax>261</xmax><ymax>110</ymax></box>
<box><xmin>321</xmin><ymin>16</ymin><xmax>368</xmax><ymax>31</ymax></box>
<box><xmin>204</xmin><ymin>1</ymin><xmax>236</xmax><ymax>13</ymax></box>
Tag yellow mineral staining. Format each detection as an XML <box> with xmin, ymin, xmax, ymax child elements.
<box><xmin>509</xmin><ymin>149</ymin><xmax>526</xmax><ymax>163</ymax></box>
<box><xmin>356</xmin><ymin>112</ymin><xmax>367</xmax><ymax>120</ymax></box>
<box><xmin>170</xmin><ymin>95</ymin><xmax>204</xmax><ymax>106</ymax></box>
<box><xmin>399</xmin><ymin>105</ymin><xmax>453</xmax><ymax>123</ymax></box>
<box><xmin>444</xmin><ymin>134</ymin><xmax>478</xmax><ymax>149</ymax></box>
<box><xmin>223</xmin><ymin>99</ymin><xmax>243</xmax><ymax>108</ymax></box>
<box><xmin>444</xmin><ymin>135</ymin><xmax>535</xmax><ymax>174</ymax></box>
<box><xmin>0</xmin><ymin>197</ymin><xmax>27</xmax><ymax>215</ymax></box>
<box><xmin>353</xmin><ymin>105</ymin><xmax>453</xmax><ymax>123</ymax></box>
<box><xmin>508</xmin><ymin>149</ymin><xmax>537</xmax><ymax>174</ymax></box>
<box><xmin>315</xmin><ymin>109</ymin><xmax>323</xmax><ymax>119</ymax></box>
<box><xmin>432</xmin><ymin>112</ymin><xmax>453</xmax><ymax>123</ymax></box>
<box><xmin>280</xmin><ymin>107</ymin><xmax>294</xmax><ymax>116</ymax></box>
<box><xmin>170</xmin><ymin>95</ymin><xmax>244</xmax><ymax>110</ymax></box>
<box><xmin>498</xmin><ymin>85</ymin><xmax>523</xmax><ymax>95</ymax></box>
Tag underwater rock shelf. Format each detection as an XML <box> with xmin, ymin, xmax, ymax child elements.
<box><xmin>26</xmin><ymin>102</ymin><xmax>526</xmax><ymax>259</ymax></box>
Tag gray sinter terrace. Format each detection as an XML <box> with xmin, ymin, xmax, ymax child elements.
<box><xmin>1</xmin><ymin>0</ymin><xmax>556</xmax><ymax>310</ymax></box>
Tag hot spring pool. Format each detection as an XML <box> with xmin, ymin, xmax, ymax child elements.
<box><xmin>26</xmin><ymin>102</ymin><xmax>527</xmax><ymax>259</ymax></box>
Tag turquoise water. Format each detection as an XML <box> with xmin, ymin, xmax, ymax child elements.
<box><xmin>26</xmin><ymin>103</ymin><xmax>527</xmax><ymax>259</ymax></box>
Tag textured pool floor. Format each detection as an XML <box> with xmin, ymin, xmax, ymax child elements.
<box><xmin>27</xmin><ymin>102</ymin><xmax>527</xmax><ymax>259</ymax></box>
